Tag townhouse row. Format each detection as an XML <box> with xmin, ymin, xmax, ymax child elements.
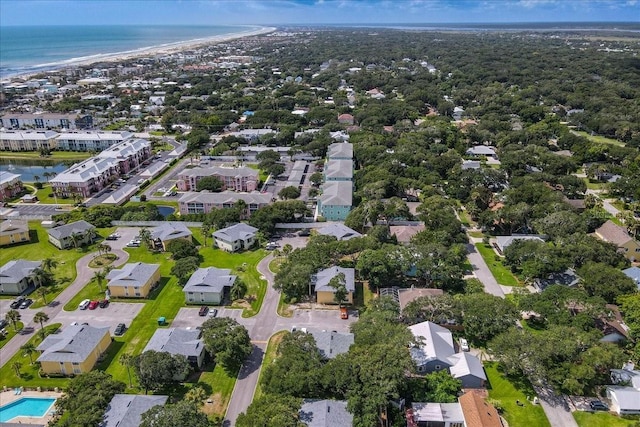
<box><xmin>0</xmin><ymin>130</ymin><xmax>132</xmax><ymax>152</ymax></box>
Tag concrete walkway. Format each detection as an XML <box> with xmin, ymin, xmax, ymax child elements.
<box><xmin>0</xmin><ymin>247</ymin><xmax>129</xmax><ymax>369</ymax></box>
<box><xmin>465</xmin><ymin>237</ymin><xmax>505</xmax><ymax>298</ymax></box>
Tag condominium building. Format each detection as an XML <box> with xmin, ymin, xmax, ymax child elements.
<box><xmin>56</xmin><ymin>131</ymin><xmax>133</xmax><ymax>152</ymax></box>
<box><xmin>178</xmin><ymin>191</ymin><xmax>271</xmax><ymax>218</ymax></box>
<box><xmin>0</xmin><ymin>113</ymin><xmax>93</xmax><ymax>130</ymax></box>
<box><xmin>0</xmin><ymin>131</ymin><xmax>58</xmax><ymax>151</ymax></box>
<box><xmin>51</xmin><ymin>139</ymin><xmax>151</xmax><ymax>198</ymax></box>
<box><xmin>176</xmin><ymin>166</ymin><xmax>258</xmax><ymax>192</ymax></box>
<box><xmin>0</xmin><ymin>171</ymin><xmax>24</xmax><ymax>201</ymax></box>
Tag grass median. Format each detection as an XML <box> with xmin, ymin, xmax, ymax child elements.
<box><xmin>474</xmin><ymin>243</ymin><xmax>521</xmax><ymax>286</ymax></box>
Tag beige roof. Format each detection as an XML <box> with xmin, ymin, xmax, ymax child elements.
<box><xmin>595</xmin><ymin>220</ymin><xmax>633</xmax><ymax>246</ymax></box>
<box><xmin>398</xmin><ymin>288</ymin><xmax>444</xmax><ymax>311</ymax></box>
<box><xmin>459</xmin><ymin>391</ymin><xmax>502</xmax><ymax>427</ymax></box>
<box><xmin>390</xmin><ymin>224</ymin><xmax>425</xmax><ymax>243</ymax></box>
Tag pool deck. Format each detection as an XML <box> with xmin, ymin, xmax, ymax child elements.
<box><xmin>0</xmin><ymin>389</ymin><xmax>62</xmax><ymax>425</ymax></box>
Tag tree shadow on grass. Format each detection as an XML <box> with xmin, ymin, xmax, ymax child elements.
<box><xmin>147</xmin><ymin>277</ymin><xmax>170</xmax><ymax>300</ymax></box>
<box><xmin>96</xmin><ymin>340</ymin><xmax>125</xmax><ymax>370</ymax></box>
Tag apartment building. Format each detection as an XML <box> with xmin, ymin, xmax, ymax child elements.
<box><xmin>56</xmin><ymin>131</ymin><xmax>133</xmax><ymax>151</ymax></box>
<box><xmin>0</xmin><ymin>131</ymin><xmax>58</xmax><ymax>151</ymax></box>
<box><xmin>0</xmin><ymin>171</ymin><xmax>24</xmax><ymax>201</ymax></box>
<box><xmin>176</xmin><ymin>166</ymin><xmax>258</xmax><ymax>192</ymax></box>
<box><xmin>0</xmin><ymin>113</ymin><xmax>93</xmax><ymax>130</ymax></box>
<box><xmin>178</xmin><ymin>191</ymin><xmax>271</xmax><ymax>218</ymax></box>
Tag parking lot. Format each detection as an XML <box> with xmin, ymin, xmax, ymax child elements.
<box><xmin>54</xmin><ymin>302</ymin><xmax>145</xmax><ymax>335</ymax></box>
<box><xmin>171</xmin><ymin>306</ymin><xmax>248</xmax><ymax>329</ymax></box>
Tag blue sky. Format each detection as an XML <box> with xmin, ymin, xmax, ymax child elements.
<box><xmin>1</xmin><ymin>0</ymin><xmax>638</xmax><ymax>26</ymax></box>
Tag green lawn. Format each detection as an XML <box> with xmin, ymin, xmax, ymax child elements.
<box><xmin>0</xmin><ymin>323</ymin><xmax>69</xmax><ymax>389</ymax></box>
<box><xmin>468</xmin><ymin>231</ymin><xmax>485</xmax><ymax>238</ymax></box>
<box><xmin>0</xmin><ymin>151</ymin><xmax>91</xmax><ymax>161</ymax></box>
<box><xmin>1</xmin><ymin>222</ymin><xmax>94</xmax><ymax>308</ymax></box>
<box><xmin>485</xmin><ymin>362</ymin><xmax>551</xmax><ymax>427</ymax></box>
<box><xmin>198</xmin><ymin>364</ymin><xmax>238</xmax><ymax>418</ymax></box>
<box><xmin>254</xmin><ymin>330</ymin><xmax>287</xmax><ymax>400</ymax></box>
<box><xmin>572</xmin><ymin>130</ymin><xmax>625</xmax><ymax>147</ymax></box>
<box><xmin>0</xmin><ymin>322</ymin><xmax>24</xmax><ymax>349</ymax></box>
<box><xmin>30</xmin><ymin>184</ymin><xmax>76</xmax><ymax>204</ymax></box>
<box><xmin>474</xmin><ymin>243</ymin><xmax>521</xmax><ymax>286</ymax></box>
<box><xmin>277</xmin><ymin>292</ymin><xmax>294</xmax><ymax>317</ymax></box>
<box><xmin>574</xmin><ymin>412</ymin><xmax>637</xmax><ymax>427</ymax></box>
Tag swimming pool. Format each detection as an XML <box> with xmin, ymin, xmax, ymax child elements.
<box><xmin>0</xmin><ymin>397</ymin><xmax>57</xmax><ymax>422</ymax></box>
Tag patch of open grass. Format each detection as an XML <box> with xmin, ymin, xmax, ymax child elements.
<box><xmin>0</xmin><ymin>322</ymin><xmax>24</xmax><ymax>349</ymax></box>
<box><xmin>0</xmin><ymin>323</ymin><xmax>69</xmax><ymax>389</ymax></box>
<box><xmin>30</xmin><ymin>184</ymin><xmax>76</xmax><ymax>204</ymax></box>
<box><xmin>468</xmin><ymin>230</ymin><xmax>485</xmax><ymax>238</ymax></box>
<box><xmin>199</xmin><ymin>364</ymin><xmax>238</xmax><ymax>418</ymax></box>
<box><xmin>0</xmin><ymin>151</ymin><xmax>91</xmax><ymax>161</ymax></box>
<box><xmin>474</xmin><ymin>243</ymin><xmax>521</xmax><ymax>286</ymax></box>
<box><xmin>277</xmin><ymin>293</ymin><xmax>293</xmax><ymax>317</ymax></box>
<box><xmin>574</xmin><ymin>412</ymin><xmax>637</xmax><ymax>427</ymax></box>
<box><xmin>572</xmin><ymin>130</ymin><xmax>625</xmax><ymax>147</ymax></box>
<box><xmin>485</xmin><ymin>362</ymin><xmax>550</xmax><ymax>427</ymax></box>
<box><xmin>254</xmin><ymin>330</ymin><xmax>287</xmax><ymax>400</ymax></box>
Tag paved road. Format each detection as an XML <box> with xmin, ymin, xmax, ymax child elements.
<box><xmin>0</xmin><ymin>232</ymin><xmax>132</xmax><ymax>369</ymax></box>
<box><xmin>465</xmin><ymin>237</ymin><xmax>505</xmax><ymax>298</ymax></box>
<box><xmin>586</xmin><ymin>189</ymin><xmax>621</xmax><ymax>217</ymax></box>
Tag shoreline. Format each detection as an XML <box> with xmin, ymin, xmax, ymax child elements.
<box><xmin>3</xmin><ymin>26</ymin><xmax>277</xmax><ymax>81</ymax></box>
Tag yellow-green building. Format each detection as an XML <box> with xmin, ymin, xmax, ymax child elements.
<box><xmin>106</xmin><ymin>262</ymin><xmax>161</xmax><ymax>298</ymax></box>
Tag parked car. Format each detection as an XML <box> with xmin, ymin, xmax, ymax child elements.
<box><xmin>589</xmin><ymin>401</ymin><xmax>609</xmax><ymax>411</ymax></box>
<box><xmin>19</xmin><ymin>298</ymin><xmax>33</xmax><ymax>309</ymax></box>
<box><xmin>209</xmin><ymin>308</ymin><xmax>218</xmax><ymax>317</ymax></box>
<box><xmin>340</xmin><ymin>306</ymin><xmax>349</xmax><ymax>319</ymax></box>
<box><xmin>106</xmin><ymin>234</ymin><xmax>119</xmax><ymax>240</ymax></box>
<box><xmin>10</xmin><ymin>296</ymin><xmax>25</xmax><ymax>309</ymax></box>
<box><xmin>88</xmin><ymin>300</ymin><xmax>99</xmax><ymax>310</ymax></box>
<box><xmin>114</xmin><ymin>323</ymin><xmax>126</xmax><ymax>336</ymax></box>
<box><xmin>298</xmin><ymin>229</ymin><xmax>311</xmax><ymax>236</ymax></box>
<box><xmin>199</xmin><ymin>306</ymin><xmax>209</xmax><ymax>316</ymax></box>
<box><xmin>99</xmin><ymin>299</ymin><xmax>109</xmax><ymax>308</ymax></box>
<box><xmin>79</xmin><ymin>299</ymin><xmax>91</xmax><ymax>310</ymax></box>
<box><xmin>126</xmin><ymin>240</ymin><xmax>141</xmax><ymax>247</ymax></box>
<box><xmin>459</xmin><ymin>338</ymin><xmax>470</xmax><ymax>352</ymax></box>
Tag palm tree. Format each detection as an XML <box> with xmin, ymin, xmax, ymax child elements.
<box><xmin>70</xmin><ymin>232</ymin><xmax>83</xmax><ymax>249</ymax></box>
<box><xmin>84</xmin><ymin>228</ymin><xmax>97</xmax><ymax>246</ymax></box>
<box><xmin>5</xmin><ymin>310</ymin><xmax>21</xmax><ymax>331</ymax></box>
<box><xmin>21</xmin><ymin>343</ymin><xmax>36</xmax><ymax>364</ymax></box>
<box><xmin>201</xmin><ymin>224</ymin><xmax>211</xmax><ymax>247</ymax></box>
<box><xmin>119</xmin><ymin>353</ymin><xmax>134</xmax><ymax>387</ymax></box>
<box><xmin>41</xmin><ymin>258</ymin><xmax>58</xmax><ymax>273</ymax></box>
<box><xmin>12</xmin><ymin>361</ymin><xmax>22</xmax><ymax>378</ymax></box>
<box><xmin>93</xmin><ymin>269</ymin><xmax>107</xmax><ymax>292</ymax></box>
<box><xmin>33</xmin><ymin>175</ymin><xmax>40</xmax><ymax>184</ymax></box>
<box><xmin>139</xmin><ymin>227</ymin><xmax>152</xmax><ymax>250</ymax></box>
<box><xmin>33</xmin><ymin>311</ymin><xmax>49</xmax><ymax>332</ymax></box>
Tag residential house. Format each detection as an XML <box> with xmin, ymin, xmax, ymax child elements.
<box><xmin>337</xmin><ymin>113</ymin><xmax>355</xmax><ymax>125</ymax></box>
<box><xmin>465</xmin><ymin>145</ymin><xmax>497</xmax><ymax>158</ymax></box>
<box><xmin>324</xmin><ymin>159</ymin><xmax>353</xmax><ymax>182</ymax></box>
<box><xmin>595</xmin><ymin>220</ymin><xmax>640</xmax><ymax>262</ymax></box>
<box><xmin>461</xmin><ymin>160</ymin><xmax>481</xmax><ymax>170</ymax></box>
<box><xmin>406</xmin><ymin>402</ymin><xmax>465</xmax><ymax>427</ymax></box>
<box><xmin>0</xmin><ymin>218</ymin><xmax>30</xmax><ymax>246</ymax></box>
<box><xmin>317</xmin><ymin>223</ymin><xmax>362</xmax><ymax>241</ymax></box>
<box><xmin>385</xmin><ymin>287</ymin><xmax>444</xmax><ymax>311</ymax></box>
<box><xmin>533</xmin><ymin>268</ymin><xmax>580</xmax><ymax>292</ymax></box>
<box><xmin>318</xmin><ymin>181</ymin><xmax>352</xmax><ymax>221</ymax></box>
<box><xmin>51</xmin><ymin>138</ymin><xmax>151</xmax><ymax>198</ymax></box>
<box><xmin>178</xmin><ymin>191</ymin><xmax>271</xmax><ymax>217</ymax></box>
<box><xmin>56</xmin><ymin>131</ymin><xmax>133</xmax><ymax>152</ymax></box>
<box><xmin>37</xmin><ymin>324</ymin><xmax>111</xmax><ymax>375</ymax></box>
<box><xmin>106</xmin><ymin>262</ymin><xmax>161</xmax><ymax>298</ymax></box>
<box><xmin>299</xmin><ymin>400</ymin><xmax>353</xmax><ymax>427</ymax></box>
<box><xmin>309</xmin><ymin>330</ymin><xmax>354</xmax><ymax>359</ymax></box>
<box><xmin>150</xmin><ymin>222</ymin><xmax>192</xmax><ymax>251</ymax></box>
<box><xmin>494</xmin><ymin>234</ymin><xmax>545</xmax><ymax>255</ymax></box>
<box><xmin>0</xmin><ymin>112</ymin><xmax>93</xmax><ymax>130</ymax></box>
<box><xmin>176</xmin><ymin>166</ymin><xmax>258</xmax><ymax>192</ymax></box>
<box><xmin>47</xmin><ymin>220</ymin><xmax>96</xmax><ymax>249</ymax></box>
<box><xmin>212</xmin><ymin>223</ymin><xmax>258</xmax><ymax>252</ymax></box>
<box><xmin>390</xmin><ymin>224</ymin><xmax>426</xmax><ymax>244</ymax></box>
<box><xmin>458</xmin><ymin>390</ymin><xmax>502</xmax><ymax>427</ymax></box>
<box><xmin>409</xmin><ymin>321</ymin><xmax>456</xmax><ymax>373</ymax></box>
<box><xmin>0</xmin><ymin>259</ymin><xmax>42</xmax><ymax>295</ymax></box>
<box><xmin>0</xmin><ymin>171</ymin><xmax>24</xmax><ymax>201</ymax></box>
<box><xmin>327</xmin><ymin>142</ymin><xmax>353</xmax><ymax>160</ymax></box>
<box><xmin>623</xmin><ymin>266</ymin><xmax>640</xmax><ymax>291</ymax></box>
<box><xmin>313</xmin><ymin>266</ymin><xmax>355</xmax><ymax>305</ymax></box>
<box><xmin>183</xmin><ymin>267</ymin><xmax>236</xmax><ymax>305</ymax></box>
<box><xmin>607</xmin><ymin>363</ymin><xmax>640</xmax><ymax>415</ymax></box>
<box><xmin>0</xmin><ymin>131</ymin><xmax>58</xmax><ymax>151</ymax></box>
<box><xmin>143</xmin><ymin>328</ymin><xmax>206</xmax><ymax>369</ymax></box>
<box><xmin>447</xmin><ymin>352</ymin><xmax>487</xmax><ymax>388</ymax></box>
<box><xmin>102</xmin><ymin>394</ymin><xmax>168</xmax><ymax>427</ymax></box>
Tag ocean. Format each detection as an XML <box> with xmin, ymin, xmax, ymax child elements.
<box><xmin>0</xmin><ymin>25</ymin><xmax>258</xmax><ymax>78</ymax></box>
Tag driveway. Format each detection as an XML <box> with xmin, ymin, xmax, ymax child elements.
<box><xmin>54</xmin><ymin>302</ymin><xmax>145</xmax><ymax>335</ymax></box>
<box><xmin>465</xmin><ymin>239</ymin><xmax>505</xmax><ymax>298</ymax></box>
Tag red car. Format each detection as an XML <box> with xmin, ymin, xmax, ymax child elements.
<box><xmin>88</xmin><ymin>300</ymin><xmax>99</xmax><ymax>310</ymax></box>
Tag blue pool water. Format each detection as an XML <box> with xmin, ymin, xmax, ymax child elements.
<box><xmin>0</xmin><ymin>397</ymin><xmax>56</xmax><ymax>422</ymax></box>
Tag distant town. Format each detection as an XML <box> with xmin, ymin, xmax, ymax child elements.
<box><xmin>0</xmin><ymin>26</ymin><xmax>639</xmax><ymax>427</ymax></box>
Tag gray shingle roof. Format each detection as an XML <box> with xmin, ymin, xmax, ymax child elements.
<box><xmin>623</xmin><ymin>267</ymin><xmax>640</xmax><ymax>289</ymax></box>
<box><xmin>327</xmin><ymin>142</ymin><xmax>353</xmax><ymax>159</ymax></box>
<box><xmin>47</xmin><ymin>220</ymin><xmax>95</xmax><ymax>240</ymax></box>
<box><xmin>143</xmin><ymin>328</ymin><xmax>204</xmax><ymax>359</ymax></box>
<box><xmin>102</xmin><ymin>394</ymin><xmax>168</xmax><ymax>427</ymax></box>
<box><xmin>37</xmin><ymin>324</ymin><xmax>109</xmax><ymax>363</ymax></box>
<box><xmin>319</xmin><ymin>181</ymin><xmax>352</xmax><ymax>207</ymax></box>
<box><xmin>466</xmin><ymin>146</ymin><xmax>496</xmax><ymax>156</ymax></box>
<box><xmin>150</xmin><ymin>222</ymin><xmax>192</xmax><ymax>241</ymax></box>
<box><xmin>411</xmin><ymin>402</ymin><xmax>464</xmax><ymax>424</ymax></box>
<box><xmin>314</xmin><ymin>266</ymin><xmax>355</xmax><ymax>293</ymax></box>
<box><xmin>179</xmin><ymin>190</ymin><xmax>271</xmax><ymax>206</ymax></box>
<box><xmin>106</xmin><ymin>262</ymin><xmax>160</xmax><ymax>288</ymax></box>
<box><xmin>447</xmin><ymin>352</ymin><xmax>487</xmax><ymax>381</ymax></box>
<box><xmin>0</xmin><ymin>259</ymin><xmax>41</xmax><ymax>283</ymax></box>
<box><xmin>409</xmin><ymin>321</ymin><xmax>455</xmax><ymax>366</ymax></box>
<box><xmin>183</xmin><ymin>267</ymin><xmax>236</xmax><ymax>293</ymax></box>
<box><xmin>324</xmin><ymin>160</ymin><xmax>353</xmax><ymax>180</ymax></box>
<box><xmin>606</xmin><ymin>386</ymin><xmax>640</xmax><ymax>411</ymax></box>
<box><xmin>495</xmin><ymin>234</ymin><xmax>545</xmax><ymax>253</ymax></box>
<box><xmin>299</xmin><ymin>400</ymin><xmax>353</xmax><ymax>427</ymax></box>
<box><xmin>309</xmin><ymin>330</ymin><xmax>354</xmax><ymax>359</ymax></box>
<box><xmin>180</xmin><ymin>165</ymin><xmax>258</xmax><ymax>178</ymax></box>
<box><xmin>212</xmin><ymin>223</ymin><xmax>258</xmax><ymax>242</ymax></box>
<box><xmin>0</xmin><ymin>219</ymin><xmax>29</xmax><ymax>235</ymax></box>
<box><xmin>317</xmin><ymin>223</ymin><xmax>362</xmax><ymax>241</ymax></box>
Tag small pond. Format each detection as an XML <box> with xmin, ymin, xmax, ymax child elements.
<box><xmin>157</xmin><ymin>206</ymin><xmax>175</xmax><ymax>218</ymax></box>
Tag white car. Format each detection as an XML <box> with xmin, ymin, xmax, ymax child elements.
<box><xmin>459</xmin><ymin>338</ymin><xmax>470</xmax><ymax>352</ymax></box>
<box><xmin>79</xmin><ymin>299</ymin><xmax>91</xmax><ymax>310</ymax></box>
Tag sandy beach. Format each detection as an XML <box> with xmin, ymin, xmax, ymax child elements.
<box><xmin>5</xmin><ymin>26</ymin><xmax>276</xmax><ymax>80</ymax></box>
